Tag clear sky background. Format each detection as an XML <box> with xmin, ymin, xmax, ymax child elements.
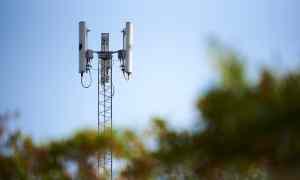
<box><xmin>0</xmin><ymin>0</ymin><xmax>299</xmax><ymax>141</ymax></box>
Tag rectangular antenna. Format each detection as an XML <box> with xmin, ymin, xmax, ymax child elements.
<box><xmin>79</xmin><ymin>21</ymin><xmax>87</xmax><ymax>74</ymax></box>
<box><xmin>125</xmin><ymin>22</ymin><xmax>133</xmax><ymax>76</ymax></box>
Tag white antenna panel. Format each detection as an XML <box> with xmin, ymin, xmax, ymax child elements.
<box><xmin>124</xmin><ymin>22</ymin><xmax>133</xmax><ymax>76</ymax></box>
<box><xmin>79</xmin><ymin>21</ymin><xmax>87</xmax><ymax>74</ymax></box>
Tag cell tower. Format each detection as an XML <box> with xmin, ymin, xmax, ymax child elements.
<box><xmin>78</xmin><ymin>21</ymin><xmax>133</xmax><ymax>179</ymax></box>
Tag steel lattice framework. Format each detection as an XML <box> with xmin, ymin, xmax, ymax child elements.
<box><xmin>97</xmin><ymin>33</ymin><xmax>113</xmax><ymax>180</ymax></box>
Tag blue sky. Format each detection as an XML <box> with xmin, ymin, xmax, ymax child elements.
<box><xmin>0</xmin><ymin>0</ymin><xmax>299</xmax><ymax>141</ymax></box>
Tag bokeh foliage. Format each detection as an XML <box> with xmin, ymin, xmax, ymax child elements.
<box><xmin>1</xmin><ymin>45</ymin><xmax>300</xmax><ymax>179</ymax></box>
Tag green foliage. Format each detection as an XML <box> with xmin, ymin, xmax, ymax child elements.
<box><xmin>120</xmin><ymin>46</ymin><xmax>300</xmax><ymax>179</ymax></box>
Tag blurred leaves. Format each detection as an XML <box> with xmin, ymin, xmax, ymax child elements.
<box><xmin>120</xmin><ymin>42</ymin><xmax>300</xmax><ymax>179</ymax></box>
